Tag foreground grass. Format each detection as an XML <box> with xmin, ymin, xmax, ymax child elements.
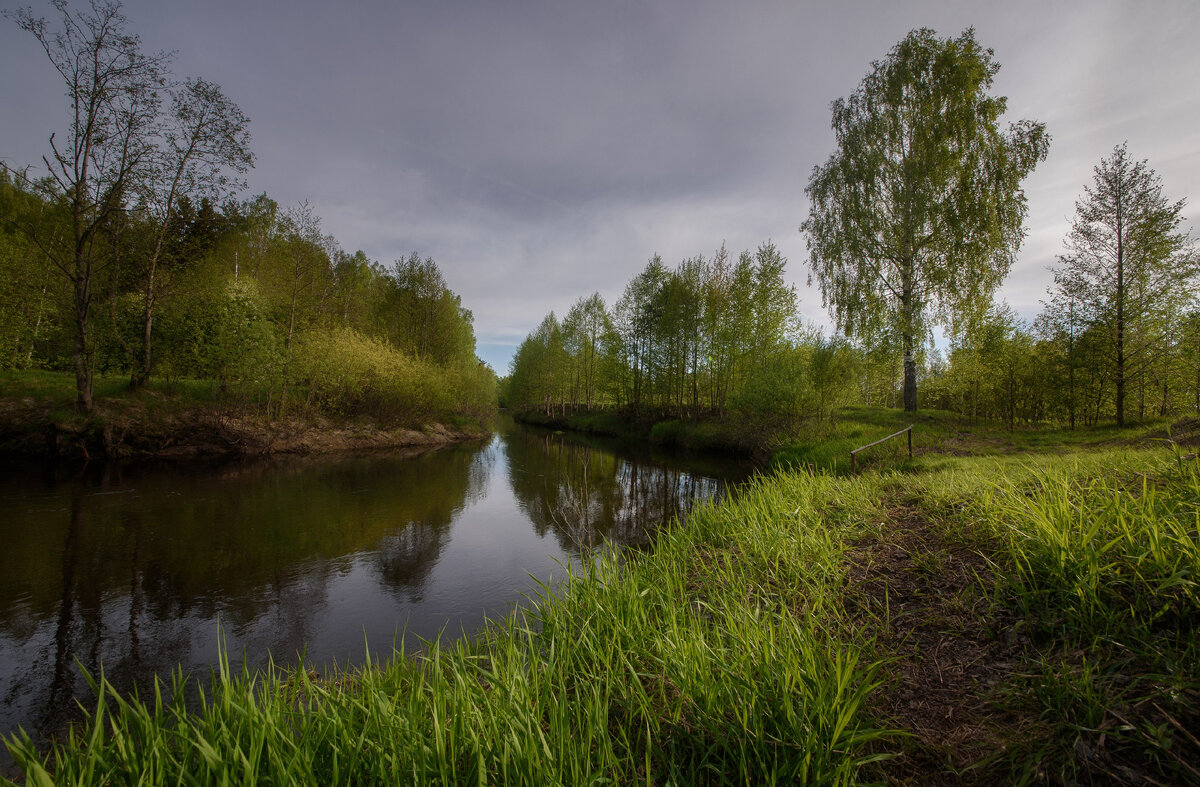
<box><xmin>4</xmin><ymin>471</ymin><xmax>891</xmax><ymax>785</ymax></box>
<box><xmin>6</xmin><ymin>422</ymin><xmax>1198</xmax><ymax>783</ymax></box>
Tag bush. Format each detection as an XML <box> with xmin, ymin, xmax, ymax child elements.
<box><xmin>290</xmin><ymin>327</ymin><xmax>496</xmax><ymax>426</ymax></box>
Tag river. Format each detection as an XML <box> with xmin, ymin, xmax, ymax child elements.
<box><xmin>0</xmin><ymin>415</ymin><xmax>754</xmax><ymax>756</ymax></box>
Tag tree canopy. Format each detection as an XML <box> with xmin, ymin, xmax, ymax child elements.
<box><xmin>802</xmin><ymin>27</ymin><xmax>1049</xmax><ymax>411</ymax></box>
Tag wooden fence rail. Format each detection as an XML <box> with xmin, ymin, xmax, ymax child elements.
<box><xmin>850</xmin><ymin>425</ymin><xmax>913</xmax><ymax>475</ymax></box>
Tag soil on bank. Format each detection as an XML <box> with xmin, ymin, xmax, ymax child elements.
<box><xmin>0</xmin><ymin>395</ymin><xmax>488</xmax><ymax>461</ymax></box>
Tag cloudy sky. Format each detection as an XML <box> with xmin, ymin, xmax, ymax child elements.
<box><xmin>3</xmin><ymin>0</ymin><xmax>1198</xmax><ymax>371</ymax></box>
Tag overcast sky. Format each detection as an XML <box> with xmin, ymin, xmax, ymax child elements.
<box><xmin>3</xmin><ymin>0</ymin><xmax>1198</xmax><ymax>371</ymax></box>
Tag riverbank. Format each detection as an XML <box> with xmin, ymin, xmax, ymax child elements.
<box><xmin>0</xmin><ymin>371</ymin><xmax>491</xmax><ymax>460</ymax></box>
<box><xmin>514</xmin><ymin>404</ymin><xmax>1190</xmax><ymax>472</ymax></box>
<box><xmin>512</xmin><ymin>408</ymin><xmax>776</xmax><ymax>457</ymax></box>
<box><xmin>6</xmin><ymin>421</ymin><xmax>1197</xmax><ymax>783</ymax></box>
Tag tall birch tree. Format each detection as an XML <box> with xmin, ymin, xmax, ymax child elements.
<box><xmin>9</xmin><ymin>0</ymin><xmax>169</xmax><ymax>411</ymax></box>
<box><xmin>802</xmin><ymin>27</ymin><xmax>1048</xmax><ymax>412</ymax></box>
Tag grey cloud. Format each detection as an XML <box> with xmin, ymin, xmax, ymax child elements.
<box><xmin>3</xmin><ymin>0</ymin><xmax>1198</xmax><ymax>371</ymax></box>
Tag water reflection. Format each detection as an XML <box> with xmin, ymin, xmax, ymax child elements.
<box><xmin>505</xmin><ymin>426</ymin><xmax>729</xmax><ymax>553</ymax></box>
<box><xmin>0</xmin><ymin>418</ymin><xmax>752</xmax><ymax>761</ymax></box>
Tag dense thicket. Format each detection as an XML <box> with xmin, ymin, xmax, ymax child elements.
<box><xmin>0</xmin><ymin>171</ymin><xmax>496</xmax><ymax>424</ymax></box>
<box><xmin>504</xmin><ymin>242</ymin><xmax>860</xmax><ymax>430</ymax></box>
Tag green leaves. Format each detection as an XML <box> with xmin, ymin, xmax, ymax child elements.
<box><xmin>803</xmin><ymin>28</ymin><xmax>1049</xmax><ymax>411</ymax></box>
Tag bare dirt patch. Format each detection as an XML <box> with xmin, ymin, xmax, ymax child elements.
<box><xmin>845</xmin><ymin>508</ymin><xmax>1031</xmax><ymax>784</ymax></box>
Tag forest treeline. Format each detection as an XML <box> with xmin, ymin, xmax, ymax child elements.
<box><xmin>0</xmin><ymin>172</ymin><xmax>496</xmax><ymax>424</ymax></box>
<box><xmin>506</xmin><ymin>27</ymin><xmax>1198</xmax><ymax>433</ymax></box>
<box><xmin>503</xmin><ymin>242</ymin><xmax>859</xmax><ymax>428</ymax></box>
<box><xmin>0</xmin><ymin>1</ymin><xmax>494</xmax><ymax>426</ymax></box>
<box><xmin>506</xmin><ymin>145</ymin><xmax>1200</xmax><ymax>431</ymax></box>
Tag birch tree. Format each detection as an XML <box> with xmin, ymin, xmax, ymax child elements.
<box><xmin>802</xmin><ymin>27</ymin><xmax>1048</xmax><ymax>412</ymax></box>
<box><xmin>131</xmin><ymin>77</ymin><xmax>253</xmax><ymax>388</ymax></box>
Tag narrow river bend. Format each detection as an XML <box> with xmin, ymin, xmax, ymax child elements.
<box><xmin>0</xmin><ymin>416</ymin><xmax>754</xmax><ymax>749</ymax></box>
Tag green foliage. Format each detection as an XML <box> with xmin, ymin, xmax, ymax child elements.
<box><xmin>1045</xmin><ymin>144</ymin><xmax>1200</xmax><ymax>426</ymax></box>
<box><xmin>921</xmin><ymin>148</ymin><xmax>1200</xmax><ymax>428</ymax></box>
<box><xmin>508</xmin><ymin>241</ymin><xmax>821</xmax><ymax>430</ymax></box>
<box><xmin>291</xmin><ymin>327</ymin><xmax>448</xmax><ymax>423</ymax></box>
<box><xmin>803</xmin><ymin>27</ymin><xmax>1049</xmax><ymax>411</ymax></box>
<box><xmin>1</xmin><ymin>164</ymin><xmax>494</xmax><ymax>426</ymax></box>
<box><xmin>206</xmin><ymin>278</ymin><xmax>282</xmax><ymax>394</ymax></box>
<box><xmin>289</xmin><ymin>327</ymin><xmax>496</xmax><ymax>426</ymax></box>
<box><xmin>379</xmin><ymin>253</ymin><xmax>477</xmax><ymax>368</ymax></box>
<box><xmin>0</xmin><ymin>171</ymin><xmax>65</xmax><ymax>370</ymax></box>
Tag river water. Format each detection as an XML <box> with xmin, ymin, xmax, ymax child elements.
<box><xmin>0</xmin><ymin>416</ymin><xmax>754</xmax><ymax>753</ymax></box>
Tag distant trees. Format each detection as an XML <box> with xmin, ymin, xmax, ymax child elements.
<box><xmin>803</xmin><ymin>27</ymin><xmax>1049</xmax><ymax>412</ymax></box>
<box><xmin>1045</xmin><ymin>144</ymin><xmax>1199</xmax><ymax>425</ymax></box>
<box><xmin>505</xmin><ymin>241</ymin><xmax>862</xmax><ymax>430</ymax></box>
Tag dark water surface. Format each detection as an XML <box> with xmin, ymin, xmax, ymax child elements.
<box><xmin>0</xmin><ymin>416</ymin><xmax>753</xmax><ymax>751</ymax></box>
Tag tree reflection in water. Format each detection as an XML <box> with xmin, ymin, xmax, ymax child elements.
<box><xmin>0</xmin><ymin>422</ymin><xmax>750</xmax><ymax>765</ymax></box>
<box><xmin>503</xmin><ymin>425</ymin><xmax>739</xmax><ymax>555</ymax></box>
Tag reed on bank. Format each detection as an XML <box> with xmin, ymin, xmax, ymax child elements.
<box><xmin>5</xmin><ymin>468</ymin><xmax>891</xmax><ymax>784</ymax></box>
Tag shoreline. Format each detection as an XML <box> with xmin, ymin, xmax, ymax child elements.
<box><xmin>510</xmin><ymin>407</ymin><xmax>777</xmax><ymax>460</ymax></box>
<box><xmin>0</xmin><ymin>396</ymin><xmax>491</xmax><ymax>462</ymax></box>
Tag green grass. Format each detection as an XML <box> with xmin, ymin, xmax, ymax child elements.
<box><xmin>771</xmin><ymin>405</ymin><xmax>1169</xmax><ymax>475</ymax></box>
<box><xmin>0</xmin><ymin>369</ymin><xmax>132</xmax><ymax>401</ymax></box>
<box><xmin>4</xmin><ymin>469</ymin><xmax>891</xmax><ymax>785</ymax></box>
<box><xmin>899</xmin><ymin>447</ymin><xmax>1200</xmax><ymax>781</ymax></box>
<box><xmin>6</xmin><ymin>408</ymin><xmax>1198</xmax><ymax>783</ymax></box>
<box><xmin>0</xmin><ymin>369</ymin><xmax>224</xmax><ymax>407</ymax></box>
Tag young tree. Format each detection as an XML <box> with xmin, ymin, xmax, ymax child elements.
<box><xmin>561</xmin><ymin>293</ymin><xmax>609</xmax><ymax>411</ymax></box>
<box><xmin>1047</xmin><ymin>144</ymin><xmax>1199</xmax><ymax>425</ymax></box>
<box><xmin>802</xmin><ymin>27</ymin><xmax>1049</xmax><ymax>412</ymax></box>
<box><xmin>131</xmin><ymin>77</ymin><xmax>253</xmax><ymax>388</ymax></box>
<box><xmin>8</xmin><ymin>0</ymin><xmax>169</xmax><ymax>411</ymax></box>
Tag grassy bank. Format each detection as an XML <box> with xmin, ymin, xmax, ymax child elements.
<box><xmin>771</xmin><ymin>405</ymin><xmax>1179</xmax><ymax>475</ymax></box>
<box><xmin>6</xmin><ymin>415</ymin><xmax>1198</xmax><ymax>783</ymax></box>
<box><xmin>513</xmin><ymin>404</ymin><xmax>1174</xmax><ymax>470</ymax></box>
<box><xmin>0</xmin><ymin>370</ymin><xmax>493</xmax><ymax>460</ymax></box>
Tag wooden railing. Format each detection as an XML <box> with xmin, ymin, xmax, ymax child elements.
<box><xmin>850</xmin><ymin>425</ymin><xmax>913</xmax><ymax>475</ymax></box>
